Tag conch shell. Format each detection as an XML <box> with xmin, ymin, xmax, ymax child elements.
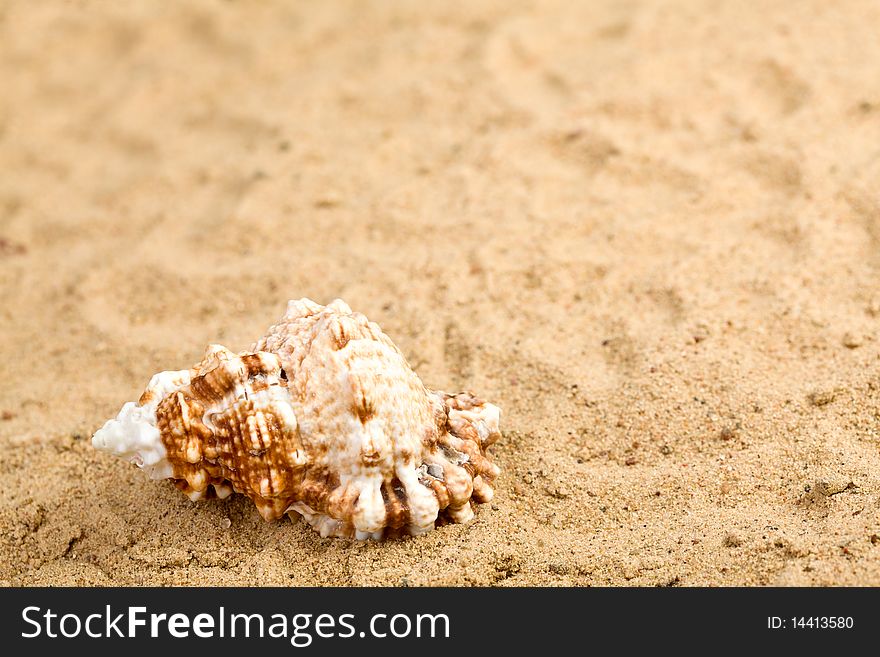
<box><xmin>92</xmin><ymin>299</ymin><xmax>502</xmax><ymax>540</ymax></box>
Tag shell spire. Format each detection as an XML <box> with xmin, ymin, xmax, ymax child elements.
<box><xmin>92</xmin><ymin>298</ymin><xmax>502</xmax><ymax>540</ymax></box>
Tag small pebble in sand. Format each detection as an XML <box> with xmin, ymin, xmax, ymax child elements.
<box><xmin>548</xmin><ymin>563</ymin><xmax>570</xmax><ymax>575</ymax></box>
<box><xmin>313</xmin><ymin>192</ymin><xmax>341</xmax><ymax>209</ymax></box>
<box><xmin>842</xmin><ymin>332</ymin><xmax>863</xmax><ymax>349</ymax></box>
<box><xmin>807</xmin><ymin>390</ymin><xmax>837</xmax><ymax>406</ymax></box>
<box><xmin>546</xmin><ymin>484</ymin><xmax>570</xmax><ymax>499</ymax></box>
<box><xmin>0</xmin><ymin>238</ymin><xmax>27</xmax><ymax>256</ymax></box>
<box><xmin>691</xmin><ymin>322</ymin><xmax>710</xmax><ymax>344</ymax></box>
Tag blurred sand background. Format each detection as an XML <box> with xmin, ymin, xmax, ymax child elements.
<box><xmin>2</xmin><ymin>0</ymin><xmax>880</xmax><ymax>586</ymax></box>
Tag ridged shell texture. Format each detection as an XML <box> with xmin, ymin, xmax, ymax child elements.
<box><xmin>92</xmin><ymin>299</ymin><xmax>501</xmax><ymax>540</ymax></box>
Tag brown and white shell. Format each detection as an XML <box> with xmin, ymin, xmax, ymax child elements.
<box><xmin>92</xmin><ymin>299</ymin><xmax>502</xmax><ymax>540</ymax></box>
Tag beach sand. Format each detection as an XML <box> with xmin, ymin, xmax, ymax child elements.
<box><xmin>2</xmin><ymin>0</ymin><xmax>880</xmax><ymax>586</ymax></box>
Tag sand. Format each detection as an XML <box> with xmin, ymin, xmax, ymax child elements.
<box><xmin>1</xmin><ymin>0</ymin><xmax>880</xmax><ymax>586</ymax></box>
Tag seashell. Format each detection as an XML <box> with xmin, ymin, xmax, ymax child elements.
<box><xmin>92</xmin><ymin>298</ymin><xmax>502</xmax><ymax>539</ymax></box>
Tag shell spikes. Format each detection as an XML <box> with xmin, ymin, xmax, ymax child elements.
<box><xmin>92</xmin><ymin>298</ymin><xmax>502</xmax><ymax>540</ymax></box>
